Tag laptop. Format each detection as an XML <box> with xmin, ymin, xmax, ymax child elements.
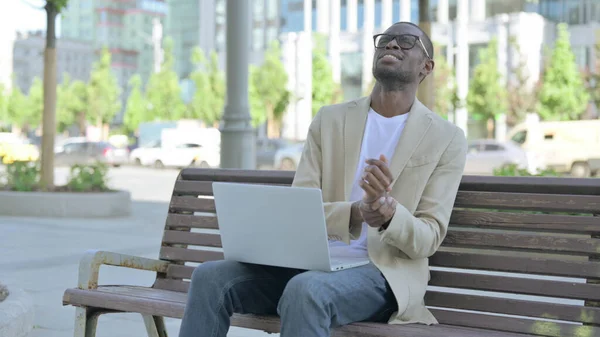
<box><xmin>212</xmin><ymin>182</ymin><xmax>370</xmax><ymax>272</ymax></box>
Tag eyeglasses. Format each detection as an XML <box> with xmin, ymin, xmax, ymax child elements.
<box><xmin>373</xmin><ymin>33</ymin><xmax>431</xmax><ymax>59</ymax></box>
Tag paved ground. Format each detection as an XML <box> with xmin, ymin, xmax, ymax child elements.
<box><xmin>0</xmin><ymin>166</ymin><xmax>272</xmax><ymax>337</ymax></box>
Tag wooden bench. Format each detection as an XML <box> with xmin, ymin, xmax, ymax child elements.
<box><xmin>63</xmin><ymin>168</ymin><xmax>600</xmax><ymax>337</ymax></box>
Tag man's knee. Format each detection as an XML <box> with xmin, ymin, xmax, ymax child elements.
<box><xmin>190</xmin><ymin>260</ymin><xmax>242</xmax><ymax>291</ymax></box>
<box><xmin>278</xmin><ymin>272</ymin><xmax>331</xmax><ymax>315</ymax></box>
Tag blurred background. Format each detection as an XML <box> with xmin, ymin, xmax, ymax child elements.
<box><xmin>0</xmin><ymin>0</ymin><xmax>598</xmax><ymax>178</ymax></box>
<box><xmin>1</xmin><ymin>2</ymin><xmax>599</xmax><ymax>337</ymax></box>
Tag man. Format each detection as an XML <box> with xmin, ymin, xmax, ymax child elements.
<box><xmin>179</xmin><ymin>22</ymin><xmax>467</xmax><ymax>337</ymax></box>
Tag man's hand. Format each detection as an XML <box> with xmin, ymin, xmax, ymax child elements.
<box><xmin>359</xmin><ymin>154</ymin><xmax>394</xmax><ymax>203</ymax></box>
<box><xmin>360</xmin><ymin>195</ymin><xmax>397</xmax><ymax>228</ymax></box>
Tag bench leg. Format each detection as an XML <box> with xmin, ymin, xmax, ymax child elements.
<box><xmin>143</xmin><ymin>314</ymin><xmax>168</xmax><ymax>337</ymax></box>
<box><xmin>74</xmin><ymin>307</ymin><xmax>102</xmax><ymax>337</ymax></box>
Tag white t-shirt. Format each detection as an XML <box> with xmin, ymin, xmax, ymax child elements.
<box><xmin>329</xmin><ymin>108</ymin><xmax>409</xmax><ymax>258</ymax></box>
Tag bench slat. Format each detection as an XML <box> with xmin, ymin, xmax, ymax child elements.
<box><xmin>443</xmin><ymin>230</ymin><xmax>598</xmax><ymax>255</ymax></box>
<box><xmin>162</xmin><ymin>231</ymin><xmax>222</xmax><ymax>247</ymax></box>
<box><xmin>180</xmin><ymin>168</ymin><xmax>295</xmax><ymax>184</ymax></box>
<box><xmin>159</xmin><ymin>246</ymin><xmax>222</xmax><ymax>264</ymax></box>
<box><xmin>167</xmin><ymin>192</ymin><xmax>600</xmax><ymax>216</ymax></box>
<box><xmin>431</xmin><ymin>308</ymin><xmax>600</xmax><ymax>337</ymax></box>
<box><xmin>153</xmin><ymin>278</ymin><xmax>189</xmax><ymax>293</ymax></box>
<box><xmin>158</xmin><ymin>246</ymin><xmax>600</xmax><ymax>279</ymax></box>
<box><xmin>173</xmin><ymin>181</ymin><xmax>289</xmax><ymax>196</ymax></box>
<box><xmin>163</xmin><ymin>265</ymin><xmax>600</xmax><ymax>302</ymax></box>
<box><xmin>166</xmin><ymin>214</ymin><xmax>218</xmax><ymax>229</ymax></box>
<box><xmin>430</xmin><ymin>270</ymin><xmax>600</xmax><ymax>302</ymax></box>
<box><xmin>450</xmin><ymin>210</ymin><xmax>600</xmax><ymax>234</ymax></box>
<box><xmin>432</xmin><ymin>250</ymin><xmax>600</xmax><ymax>279</ymax></box>
<box><xmin>169</xmin><ymin>197</ymin><xmax>215</xmax><ymax>213</ymax></box>
<box><xmin>64</xmin><ymin>286</ymin><xmax>535</xmax><ymax>337</ymax></box>
<box><xmin>426</xmin><ymin>291</ymin><xmax>600</xmax><ymax>324</ymax></box>
<box><xmin>454</xmin><ymin>191</ymin><xmax>600</xmax><ymax>213</ymax></box>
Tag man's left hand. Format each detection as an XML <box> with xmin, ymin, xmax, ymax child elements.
<box><xmin>360</xmin><ymin>195</ymin><xmax>397</xmax><ymax>228</ymax></box>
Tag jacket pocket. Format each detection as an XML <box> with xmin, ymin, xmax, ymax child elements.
<box><xmin>405</xmin><ymin>155</ymin><xmax>436</xmax><ymax>168</ymax></box>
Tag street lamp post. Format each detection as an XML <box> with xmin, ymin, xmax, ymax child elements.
<box><xmin>219</xmin><ymin>0</ymin><xmax>255</xmax><ymax>169</ymax></box>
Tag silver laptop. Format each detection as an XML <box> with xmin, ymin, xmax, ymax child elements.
<box><xmin>212</xmin><ymin>182</ymin><xmax>370</xmax><ymax>272</ymax></box>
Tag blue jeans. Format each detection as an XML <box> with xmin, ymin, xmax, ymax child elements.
<box><xmin>178</xmin><ymin>260</ymin><xmax>397</xmax><ymax>337</ymax></box>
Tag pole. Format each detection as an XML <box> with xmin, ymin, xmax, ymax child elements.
<box><xmin>219</xmin><ymin>0</ymin><xmax>255</xmax><ymax>169</ymax></box>
<box><xmin>417</xmin><ymin>0</ymin><xmax>434</xmax><ymax>109</ymax></box>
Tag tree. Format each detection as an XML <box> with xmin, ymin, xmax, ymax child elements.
<box><xmin>27</xmin><ymin>77</ymin><xmax>44</xmax><ymax>131</ymax></box>
<box><xmin>87</xmin><ymin>47</ymin><xmax>121</xmax><ymax>136</ymax></box>
<box><xmin>41</xmin><ymin>0</ymin><xmax>69</xmax><ymax>189</ymax></box>
<box><xmin>146</xmin><ymin>37</ymin><xmax>185</xmax><ymax>121</ymax></box>
<box><xmin>57</xmin><ymin>74</ymin><xmax>88</xmax><ymax>134</ymax></box>
<box><xmin>432</xmin><ymin>44</ymin><xmax>458</xmax><ymax>120</ymax></box>
<box><xmin>312</xmin><ymin>34</ymin><xmax>342</xmax><ymax>117</ymax></box>
<box><xmin>466</xmin><ymin>38</ymin><xmax>508</xmax><ymax>138</ymax></box>
<box><xmin>537</xmin><ymin>23</ymin><xmax>589</xmax><ymax>121</ymax></box>
<box><xmin>189</xmin><ymin>47</ymin><xmax>225</xmax><ymax>126</ymax></box>
<box><xmin>6</xmin><ymin>86</ymin><xmax>29</xmax><ymax>131</ymax></box>
<box><xmin>0</xmin><ymin>84</ymin><xmax>7</xmax><ymax>128</ymax></box>
<box><xmin>584</xmin><ymin>42</ymin><xmax>600</xmax><ymax>111</ymax></box>
<box><xmin>506</xmin><ymin>37</ymin><xmax>539</xmax><ymax>126</ymax></box>
<box><xmin>123</xmin><ymin>74</ymin><xmax>146</xmax><ymax>133</ymax></box>
<box><xmin>249</xmin><ymin>41</ymin><xmax>290</xmax><ymax>137</ymax></box>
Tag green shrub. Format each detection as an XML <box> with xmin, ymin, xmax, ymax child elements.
<box><xmin>66</xmin><ymin>162</ymin><xmax>111</xmax><ymax>192</ymax></box>
<box><xmin>493</xmin><ymin>164</ymin><xmax>559</xmax><ymax>177</ymax></box>
<box><xmin>4</xmin><ymin>161</ymin><xmax>40</xmax><ymax>191</ymax></box>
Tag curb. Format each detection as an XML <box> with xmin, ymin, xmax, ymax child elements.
<box><xmin>0</xmin><ymin>190</ymin><xmax>131</xmax><ymax>218</ymax></box>
<box><xmin>0</xmin><ymin>287</ymin><xmax>34</xmax><ymax>337</ymax></box>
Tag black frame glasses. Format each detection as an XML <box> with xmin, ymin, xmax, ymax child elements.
<box><xmin>373</xmin><ymin>33</ymin><xmax>431</xmax><ymax>59</ymax></box>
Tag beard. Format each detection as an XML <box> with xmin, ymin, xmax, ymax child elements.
<box><xmin>372</xmin><ymin>65</ymin><xmax>416</xmax><ymax>92</ymax></box>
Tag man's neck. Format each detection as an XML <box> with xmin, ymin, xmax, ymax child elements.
<box><xmin>369</xmin><ymin>83</ymin><xmax>417</xmax><ymax>118</ymax></box>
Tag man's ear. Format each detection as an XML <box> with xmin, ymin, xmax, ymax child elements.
<box><xmin>421</xmin><ymin>59</ymin><xmax>435</xmax><ymax>78</ymax></box>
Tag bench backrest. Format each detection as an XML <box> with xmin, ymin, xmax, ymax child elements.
<box><xmin>157</xmin><ymin>168</ymin><xmax>600</xmax><ymax>337</ymax></box>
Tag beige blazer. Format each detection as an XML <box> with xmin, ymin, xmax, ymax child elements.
<box><xmin>291</xmin><ymin>96</ymin><xmax>467</xmax><ymax>325</ymax></box>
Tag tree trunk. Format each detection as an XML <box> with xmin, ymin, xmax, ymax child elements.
<box><xmin>78</xmin><ymin>111</ymin><xmax>86</xmax><ymax>136</ymax></box>
<box><xmin>416</xmin><ymin>0</ymin><xmax>434</xmax><ymax>109</ymax></box>
<box><xmin>40</xmin><ymin>2</ymin><xmax>58</xmax><ymax>190</ymax></box>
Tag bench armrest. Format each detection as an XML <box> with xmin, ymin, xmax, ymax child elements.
<box><xmin>78</xmin><ymin>249</ymin><xmax>170</xmax><ymax>289</ymax></box>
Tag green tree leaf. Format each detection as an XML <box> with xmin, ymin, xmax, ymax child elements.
<box><xmin>123</xmin><ymin>74</ymin><xmax>146</xmax><ymax>133</ymax></box>
<box><xmin>537</xmin><ymin>23</ymin><xmax>590</xmax><ymax>121</ymax></box>
<box><xmin>57</xmin><ymin>74</ymin><xmax>88</xmax><ymax>133</ymax></box>
<box><xmin>312</xmin><ymin>34</ymin><xmax>342</xmax><ymax>117</ymax></box>
<box><xmin>146</xmin><ymin>37</ymin><xmax>186</xmax><ymax>122</ymax></box>
<box><xmin>189</xmin><ymin>47</ymin><xmax>225</xmax><ymax>126</ymax></box>
<box><xmin>466</xmin><ymin>38</ymin><xmax>508</xmax><ymax>124</ymax></box>
<box><xmin>432</xmin><ymin>44</ymin><xmax>458</xmax><ymax>120</ymax></box>
<box><xmin>87</xmin><ymin>47</ymin><xmax>121</xmax><ymax>126</ymax></box>
<box><xmin>506</xmin><ymin>37</ymin><xmax>539</xmax><ymax>126</ymax></box>
<box><xmin>249</xmin><ymin>41</ymin><xmax>290</xmax><ymax>135</ymax></box>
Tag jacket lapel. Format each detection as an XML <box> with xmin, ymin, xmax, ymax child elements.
<box><xmin>388</xmin><ymin>99</ymin><xmax>433</xmax><ymax>187</ymax></box>
<box><xmin>343</xmin><ymin>97</ymin><xmax>370</xmax><ymax>200</ymax></box>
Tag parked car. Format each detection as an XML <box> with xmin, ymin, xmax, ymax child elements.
<box><xmin>55</xmin><ymin>139</ymin><xmax>129</xmax><ymax>167</ymax></box>
<box><xmin>256</xmin><ymin>138</ymin><xmax>297</xmax><ymax>170</ymax></box>
<box><xmin>464</xmin><ymin>139</ymin><xmax>538</xmax><ymax>175</ymax></box>
<box><xmin>273</xmin><ymin>142</ymin><xmax>305</xmax><ymax>170</ymax></box>
<box><xmin>131</xmin><ymin>141</ymin><xmax>207</xmax><ymax>169</ymax></box>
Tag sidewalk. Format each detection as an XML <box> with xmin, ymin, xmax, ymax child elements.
<box><xmin>0</xmin><ymin>200</ymin><xmax>273</xmax><ymax>337</ymax></box>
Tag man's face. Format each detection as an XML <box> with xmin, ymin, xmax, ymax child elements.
<box><xmin>372</xmin><ymin>23</ymin><xmax>433</xmax><ymax>87</ymax></box>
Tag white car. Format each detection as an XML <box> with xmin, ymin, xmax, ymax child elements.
<box><xmin>464</xmin><ymin>139</ymin><xmax>542</xmax><ymax>175</ymax></box>
<box><xmin>130</xmin><ymin>141</ymin><xmax>209</xmax><ymax>169</ymax></box>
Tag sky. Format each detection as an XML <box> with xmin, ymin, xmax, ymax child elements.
<box><xmin>0</xmin><ymin>0</ymin><xmax>61</xmax><ymax>42</ymax></box>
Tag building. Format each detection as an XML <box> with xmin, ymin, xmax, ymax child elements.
<box><xmin>166</xmin><ymin>0</ymin><xmax>280</xmax><ymax>104</ymax></box>
<box><xmin>278</xmin><ymin>0</ymin><xmax>599</xmax><ymax>140</ymax></box>
<box><xmin>12</xmin><ymin>31</ymin><xmax>94</xmax><ymax>94</ymax></box>
<box><xmin>61</xmin><ymin>0</ymin><xmax>168</xmax><ymax>122</ymax></box>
